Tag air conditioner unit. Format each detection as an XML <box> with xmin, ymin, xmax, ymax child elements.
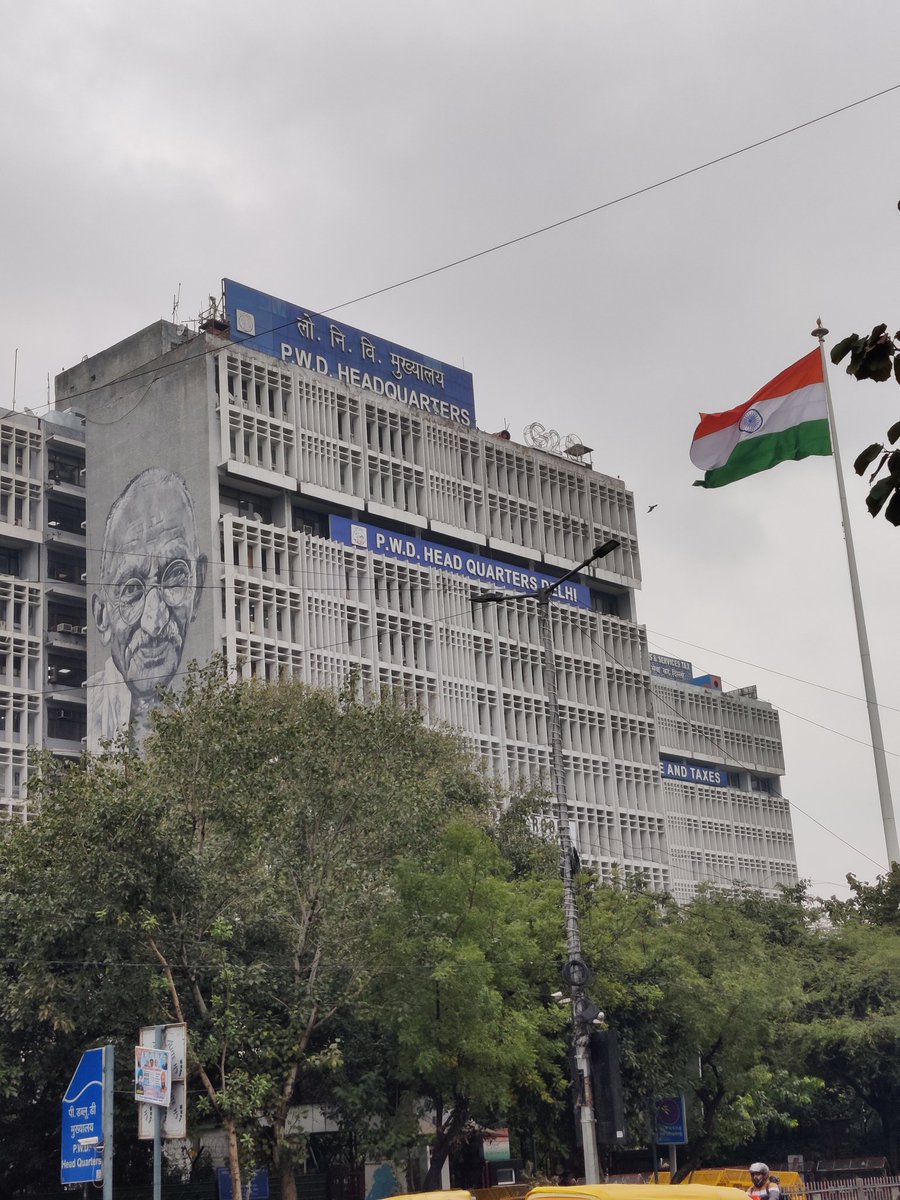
<box><xmin>57</xmin><ymin>623</ymin><xmax>75</xmax><ymax>633</ymax></box>
<box><xmin>79</xmin><ymin>626</ymin><xmax>87</xmax><ymax>635</ymax></box>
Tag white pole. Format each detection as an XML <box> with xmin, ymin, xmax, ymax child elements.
<box><xmin>813</xmin><ymin>321</ymin><xmax>899</xmax><ymax>864</ymax></box>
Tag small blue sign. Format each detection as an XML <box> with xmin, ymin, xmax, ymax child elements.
<box><xmin>217</xmin><ymin>1167</ymin><xmax>270</xmax><ymax>1200</ymax></box>
<box><xmin>61</xmin><ymin>1047</ymin><xmax>104</xmax><ymax>1185</ymax></box>
<box><xmin>655</xmin><ymin>1094</ymin><xmax>688</xmax><ymax>1145</ymax></box>
<box><xmin>661</xmin><ymin>758</ymin><xmax>729</xmax><ymax>788</ymax></box>
<box><xmin>224</xmin><ymin>279</ymin><xmax>476</xmax><ymax>429</ymax></box>
<box><xmin>329</xmin><ymin>515</ymin><xmax>592</xmax><ymax>608</ymax></box>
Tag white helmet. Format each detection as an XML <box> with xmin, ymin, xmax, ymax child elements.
<box><xmin>750</xmin><ymin>1165</ymin><xmax>770</xmax><ymax>1176</ymax></box>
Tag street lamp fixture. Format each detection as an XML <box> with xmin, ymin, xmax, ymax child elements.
<box><xmin>473</xmin><ymin>537</ymin><xmax>620</xmax><ymax>1183</ymax></box>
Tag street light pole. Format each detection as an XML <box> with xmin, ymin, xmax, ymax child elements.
<box><xmin>473</xmin><ymin>538</ymin><xmax>620</xmax><ymax>1185</ymax></box>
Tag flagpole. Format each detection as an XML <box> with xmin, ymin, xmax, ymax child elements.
<box><xmin>812</xmin><ymin>320</ymin><xmax>899</xmax><ymax>865</ymax></box>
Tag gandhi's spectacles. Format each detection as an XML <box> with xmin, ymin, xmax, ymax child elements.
<box><xmin>112</xmin><ymin>559</ymin><xmax>192</xmax><ymax>625</ymax></box>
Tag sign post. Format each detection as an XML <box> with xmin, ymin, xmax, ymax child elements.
<box><xmin>138</xmin><ymin>1022</ymin><xmax>187</xmax><ymax>1140</ymax></box>
<box><xmin>655</xmin><ymin>1095</ymin><xmax>688</xmax><ymax>1177</ymax></box>
<box><xmin>61</xmin><ymin>1045</ymin><xmax>114</xmax><ymax>1199</ymax></box>
<box><xmin>136</xmin><ymin>1022</ymin><xmax>188</xmax><ymax>1200</ymax></box>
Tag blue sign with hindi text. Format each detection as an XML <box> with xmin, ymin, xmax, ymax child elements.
<box><xmin>224</xmin><ymin>279</ymin><xmax>476</xmax><ymax>429</ymax></box>
<box><xmin>649</xmin><ymin>653</ymin><xmax>693</xmax><ymax>683</ymax></box>
<box><xmin>61</xmin><ymin>1047</ymin><xmax>104</xmax><ymax>1185</ymax></box>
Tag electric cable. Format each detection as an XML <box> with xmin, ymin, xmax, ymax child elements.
<box><xmin>18</xmin><ymin>81</ymin><xmax>900</xmax><ymax>421</ymax></box>
<box><xmin>598</xmin><ymin>633</ymin><xmax>888</xmax><ymax>873</ymax></box>
<box><xmin>647</xmin><ymin>628</ymin><xmax>900</xmax><ymax>715</ymax></box>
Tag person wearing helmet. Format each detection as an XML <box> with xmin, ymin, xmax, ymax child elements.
<box><xmin>748</xmin><ymin>1163</ymin><xmax>780</xmax><ymax>1200</ymax></box>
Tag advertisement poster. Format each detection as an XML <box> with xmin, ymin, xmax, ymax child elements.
<box><xmin>134</xmin><ymin>1046</ymin><xmax>172</xmax><ymax>1108</ymax></box>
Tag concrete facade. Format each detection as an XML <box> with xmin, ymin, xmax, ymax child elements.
<box><xmin>0</xmin><ymin>297</ymin><xmax>797</xmax><ymax>896</ymax></box>
<box><xmin>651</xmin><ymin>659</ymin><xmax>797</xmax><ymax>899</ymax></box>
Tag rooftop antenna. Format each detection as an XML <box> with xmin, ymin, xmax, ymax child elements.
<box><xmin>12</xmin><ymin>348</ymin><xmax>17</xmax><ymax>411</ymax></box>
<box><xmin>172</xmin><ymin>282</ymin><xmax>182</xmax><ymax>324</ymax></box>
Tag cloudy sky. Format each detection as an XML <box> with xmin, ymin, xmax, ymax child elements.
<box><xmin>2</xmin><ymin>1</ymin><xmax>899</xmax><ymax>895</ymax></box>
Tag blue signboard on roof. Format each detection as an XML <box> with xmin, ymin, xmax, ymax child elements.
<box><xmin>329</xmin><ymin>516</ymin><xmax>592</xmax><ymax>608</ymax></box>
<box><xmin>649</xmin><ymin>653</ymin><xmax>693</xmax><ymax>683</ymax></box>
<box><xmin>223</xmin><ymin>279</ymin><xmax>476</xmax><ymax>429</ymax></box>
<box><xmin>61</xmin><ymin>1047</ymin><xmax>104</xmax><ymax>1185</ymax></box>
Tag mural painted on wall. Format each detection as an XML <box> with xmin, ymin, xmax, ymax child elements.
<box><xmin>87</xmin><ymin>467</ymin><xmax>207</xmax><ymax>748</ymax></box>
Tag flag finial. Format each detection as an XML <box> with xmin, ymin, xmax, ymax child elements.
<box><xmin>811</xmin><ymin>317</ymin><xmax>829</xmax><ymax>341</ymax></box>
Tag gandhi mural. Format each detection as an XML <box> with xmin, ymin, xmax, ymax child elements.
<box><xmin>88</xmin><ymin>467</ymin><xmax>207</xmax><ymax>746</ymax></box>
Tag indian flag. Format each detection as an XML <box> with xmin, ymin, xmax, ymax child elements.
<box><xmin>690</xmin><ymin>349</ymin><xmax>832</xmax><ymax>488</ymax></box>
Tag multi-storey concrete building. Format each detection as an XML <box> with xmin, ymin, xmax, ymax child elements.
<box><xmin>0</xmin><ymin>407</ymin><xmax>86</xmax><ymax>818</ymax></box>
<box><xmin>650</xmin><ymin>653</ymin><xmax>797</xmax><ymax>898</ymax></box>
<box><xmin>0</xmin><ymin>278</ymin><xmax>797</xmax><ymax>894</ymax></box>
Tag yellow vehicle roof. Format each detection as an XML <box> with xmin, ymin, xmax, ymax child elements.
<box><xmin>527</xmin><ymin>1186</ymin><xmax>745</xmax><ymax>1200</ymax></box>
<box><xmin>391</xmin><ymin>1192</ymin><xmax>475</xmax><ymax>1200</ymax></box>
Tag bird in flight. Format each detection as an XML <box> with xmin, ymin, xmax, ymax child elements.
<box><xmin>647</xmin><ymin>504</ymin><xmax>658</xmax><ymax>513</ymax></box>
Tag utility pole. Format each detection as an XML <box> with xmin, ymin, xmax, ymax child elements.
<box><xmin>473</xmin><ymin>537</ymin><xmax>620</xmax><ymax>1184</ymax></box>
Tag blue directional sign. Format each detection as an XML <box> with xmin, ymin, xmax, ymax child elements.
<box><xmin>61</xmin><ymin>1047</ymin><xmax>105</xmax><ymax>1184</ymax></box>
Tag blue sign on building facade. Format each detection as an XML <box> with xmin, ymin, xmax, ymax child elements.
<box><xmin>61</xmin><ymin>1047</ymin><xmax>105</xmax><ymax>1185</ymax></box>
<box><xmin>649</xmin><ymin>653</ymin><xmax>693</xmax><ymax>683</ymax></box>
<box><xmin>661</xmin><ymin>758</ymin><xmax>729</xmax><ymax>788</ymax></box>
<box><xmin>223</xmin><ymin>280</ymin><xmax>476</xmax><ymax>430</ymax></box>
<box><xmin>329</xmin><ymin>516</ymin><xmax>592</xmax><ymax>609</ymax></box>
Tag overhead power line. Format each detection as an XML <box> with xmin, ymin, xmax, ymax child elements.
<box><xmin>24</xmin><ymin>81</ymin><xmax>900</xmax><ymax>421</ymax></box>
<box><xmin>320</xmin><ymin>82</ymin><xmax>900</xmax><ymax>313</ymax></box>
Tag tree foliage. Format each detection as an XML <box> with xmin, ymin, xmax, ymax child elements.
<box><xmin>832</xmin><ymin>324</ymin><xmax>900</xmax><ymax>524</ymax></box>
<box><xmin>1</xmin><ymin>667</ymin><xmax>899</xmax><ymax>1190</ymax></box>
<box><xmin>581</xmin><ymin>881</ymin><xmax>821</xmax><ymax>1171</ymax></box>
<box><xmin>363</xmin><ymin>819</ymin><xmax>564</xmax><ymax>1188</ymax></box>
<box><xmin>0</xmin><ymin>664</ymin><xmax>499</xmax><ymax>1198</ymax></box>
<box><xmin>794</xmin><ymin>866</ymin><xmax>900</xmax><ymax>1170</ymax></box>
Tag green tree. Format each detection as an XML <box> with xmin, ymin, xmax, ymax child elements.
<box><xmin>581</xmin><ymin>882</ymin><xmax>819</xmax><ymax>1170</ymax></box>
<box><xmin>353</xmin><ymin>818</ymin><xmax>566</xmax><ymax>1189</ymax></box>
<box><xmin>0</xmin><ymin>665</ymin><xmax>495</xmax><ymax>1199</ymax></box>
<box><xmin>0</xmin><ymin>745</ymin><xmax>159</xmax><ymax>1192</ymax></box>
<box><xmin>831</xmin><ymin>325</ymin><xmax>900</xmax><ymax>524</ymax></box>
<box><xmin>795</xmin><ymin>869</ymin><xmax>900</xmax><ymax>1169</ymax></box>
